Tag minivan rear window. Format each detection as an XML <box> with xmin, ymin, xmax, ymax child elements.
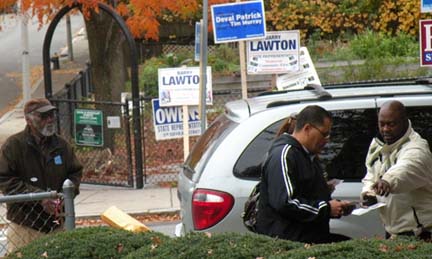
<box><xmin>234</xmin><ymin>105</ymin><xmax>432</xmax><ymax>181</ymax></box>
<box><xmin>234</xmin><ymin>108</ymin><xmax>379</xmax><ymax>181</ymax></box>
<box><xmin>185</xmin><ymin>114</ymin><xmax>238</xmax><ymax>178</ymax></box>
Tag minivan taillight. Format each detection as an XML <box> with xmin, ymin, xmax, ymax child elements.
<box><xmin>192</xmin><ymin>189</ymin><xmax>234</xmax><ymax>230</ymax></box>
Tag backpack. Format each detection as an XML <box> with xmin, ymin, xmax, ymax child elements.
<box><xmin>241</xmin><ymin>181</ymin><xmax>260</xmax><ymax>232</ymax></box>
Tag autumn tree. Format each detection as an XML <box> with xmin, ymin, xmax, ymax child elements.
<box><xmin>0</xmin><ymin>0</ymin><xmax>229</xmax><ymax>150</ymax></box>
<box><xmin>0</xmin><ymin>0</ymin><xmax>229</xmax><ymax>102</ymax></box>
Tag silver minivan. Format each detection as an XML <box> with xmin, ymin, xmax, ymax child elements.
<box><xmin>176</xmin><ymin>79</ymin><xmax>432</xmax><ymax>238</ymax></box>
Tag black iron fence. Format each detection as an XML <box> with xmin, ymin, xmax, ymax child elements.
<box><xmin>52</xmin><ymin>58</ymin><xmax>271</xmax><ymax>188</ymax></box>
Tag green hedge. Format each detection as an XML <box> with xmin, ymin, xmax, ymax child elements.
<box><xmin>125</xmin><ymin>232</ymin><xmax>303</xmax><ymax>259</ymax></box>
<box><xmin>6</xmin><ymin>227</ymin><xmax>170</xmax><ymax>259</ymax></box>
<box><xmin>6</xmin><ymin>227</ymin><xmax>432</xmax><ymax>259</ymax></box>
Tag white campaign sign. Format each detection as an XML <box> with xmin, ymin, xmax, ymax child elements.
<box><xmin>276</xmin><ymin>47</ymin><xmax>321</xmax><ymax>90</ymax></box>
<box><xmin>247</xmin><ymin>31</ymin><xmax>300</xmax><ymax>74</ymax></box>
<box><xmin>152</xmin><ymin>99</ymin><xmax>202</xmax><ymax>141</ymax></box>
<box><xmin>158</xmin><ymin>67</ymin><xmax>212</xmax><ymax>107</ymax></box>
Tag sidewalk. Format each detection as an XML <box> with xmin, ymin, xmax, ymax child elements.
<box><xmin>76</xmin><ymin>184</ymin><xmax>179</xmax><ymax>218</ymax></box>
<box><xmin>0</xmin><ymin>30</ymin><xmax>180</xmax><ymax>220</ymax></box>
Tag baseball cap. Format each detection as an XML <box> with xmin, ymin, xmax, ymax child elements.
<box><xmin>24</xmin><ymin>98</ymin><xmax>57</xmax><ymax>115</ymax></box>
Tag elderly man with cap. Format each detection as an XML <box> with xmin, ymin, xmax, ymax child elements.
<box><xmin>0</xmin><ymin>98</ymin><xmax>82</xmax><ymax>252</ymax></box>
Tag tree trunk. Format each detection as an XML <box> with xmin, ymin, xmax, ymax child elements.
<box><xmin>84</xmin><ymin>10</ymin><xmax>130</xmax><ymax>150</ymax></box>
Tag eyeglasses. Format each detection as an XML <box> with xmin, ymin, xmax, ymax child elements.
<box><xmin>32</xmin><ymin>110</ymin><xmax>57</xmax><ymax>120</ymax></box>
<box><xmin>310</xmin><ymin>124</ymin><xmax>331</xmax><ymax>139</ymax></box>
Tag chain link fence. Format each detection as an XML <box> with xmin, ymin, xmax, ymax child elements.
<box><xmin>0</xmin><ymin>180</ymin><xmax>76</xmax><ymax>256</ymax></box>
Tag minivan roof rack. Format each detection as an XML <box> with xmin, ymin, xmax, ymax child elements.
<box><xmin>322</xmin><ymin>76</ymin><xmax>432</xmax><ymax>89</ymax></box>
<box><xmin>258</xmin><ymin>76</ymin><xmax>432</xmax><ymax>98</ymax></box>
<box><xmin>264</xmin><ymin>77</ymin><xmax>432</xmax><ymax>109</ymax></box>
<box><xmin>257</xmin><ymin>83</ymin><xmax>333</xmax><ymax>99</ymax></box>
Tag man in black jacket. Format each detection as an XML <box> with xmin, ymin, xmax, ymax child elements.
<box><xmin>256</xmin><ymin>105</ymin><xmax>352</xmax><ymax>244</ymax></box>
<box><xmin>0</xmin><ymin>98</ymin><xmax>82</xmax><ymax>252</ymax></box>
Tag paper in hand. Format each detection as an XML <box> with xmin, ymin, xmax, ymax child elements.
<box><xmin>351</xmin><ymin>202</ymin><xmax>386</xmax><ymax>216</ymax></box>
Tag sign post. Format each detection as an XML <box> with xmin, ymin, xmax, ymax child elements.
<box><xmin>182</xmin><ymin>105</ymin><xmax>189</xmax><ymax>160</ymax></box>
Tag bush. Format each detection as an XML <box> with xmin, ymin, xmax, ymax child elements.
<box><xmin>350</xmin><ymin>30</ymin><xmax>418</xmax><ymax>59</ymax></box>
<box><xmin>271</xmin><ymin>237</ymin><xmax>432</xmax><ymax>259</ymax></box>
<box><xmin>125</xmin><ymin>232</ymin><xmax>303</xmax><ymax>259</ymax></box>
<box><xmin>7</xmin><ymin>228</ymin><xmax>432</xmax><ymax>259</ymax></box>
<box><xmin>6</xmin><ymin>227</ymin><xmax>170</xmax><ymax>259</ymax></box>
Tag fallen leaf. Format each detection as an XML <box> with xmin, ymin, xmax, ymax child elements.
<box><xmin>304</xmin><ymin>243</ymin><xmax>311</xmax><ymax>249</ymax></box>
<box><xmin>41</xmin><ymin>251</ymin><xmax>48</xmax><ymax>258</ymax></box>
<box><xmin>379</xmin><ymin>244</ymin><xmax>389</xmax><ymax>252</ymax></box>
<box><xmin>394</xmin><ymin>245</ymin><xmax>403</xmax><ymax>252</ymax></box>
<box><xmin>205</xmin><ymin>232</ymin><xmax>212</xmax><ymax>238</ymax></box>
<box><xmin>116</xmin><ymin>243</ymin><xmax>124</xmax><ymax>253</ymax></box>
<box><xmin>152</xmin><ymin>236</ymin><xmax>162</xmax><ymax>245</ymax></box>
<box><xmin>407</xmin><ymin>244</ymin><xmax>417</xmax><ymax>250</ymax></box>
<box><xmin>207</xmin><ymin>249</ymin><xmax>213</xmax><ymax>255</ymax></box>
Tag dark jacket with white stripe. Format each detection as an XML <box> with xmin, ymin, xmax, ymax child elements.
<box><xmin>256</xmin><ymin>133</ymin><xmax>332</xmax><ymax>243</ymax></box>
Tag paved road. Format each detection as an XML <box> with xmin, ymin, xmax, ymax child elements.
<box><xmin>147</xmin><ymin>220</ymin><xmax>179</xmax><ymax>237</ymax></box>
<box><xmin>0</xmin><ymin>13</ymin><xmax>84</xmax><ymax>113</ymax></box>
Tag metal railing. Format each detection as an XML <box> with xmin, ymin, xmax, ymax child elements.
<box><xmin>0</xmin><ymin>180</ymin><xmax>76</xmax><ymax>255</ymax></box>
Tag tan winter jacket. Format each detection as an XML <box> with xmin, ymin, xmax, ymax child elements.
<box><xmin>362</xmin><ymin>121</ymin><xmax>432</xmax><ymax>235</ymax></box>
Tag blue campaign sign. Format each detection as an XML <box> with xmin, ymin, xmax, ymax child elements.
<box><xmin>422</xmin><ymin>0</ymin><xmax>432</xmax><ymax>13</ymax></box>
<box><xmin>194</xmin><ymin>22</ymin><xmax>200</xmax><ymax>62</ymax></box>
<box><xmin>211</xmin><ymin>0</ymin><xmax>266</xmax><ymax>43</ymax></box>
<box><xmin>151</xmin><ymin>99</ymin><xmax>202</xmax><ymax>140</ymax></box>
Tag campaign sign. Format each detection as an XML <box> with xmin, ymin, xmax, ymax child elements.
<box><xmin>276</xmin><ymin>47</ymin><xmax>321</xmax><ymax>90</ymax></box>
<box><xmin>195</xmin><ymin>22</ymin><xmax>201</xmax><ymax>62</ymax></box>
<box><xmin>158</xmin><ymin>66</ymin><xmax>212</xmax><ymax>107</ymax></box>
<box><xmin>152</xmin><ymin>99</ymin><xmax>202</xmax><ymax>140</ymax></box>
<box><xmin>247</xmin><ymin>31</ymin><xmax>300</xmax><ymax>75</ymax></box>
<box><xmin>420</xmin><ymin>20</ymin><xmax>432</xmax><ymax>66</ymax></box>
<box><xmin>211</xmin><ymin>0</ymin><xmax>266</xmax><ymax>43</ymax></box>
<box><xmin>422</xmin><ymin>0</ymin><xmax>432</xmax><ymax>13</ymax></box>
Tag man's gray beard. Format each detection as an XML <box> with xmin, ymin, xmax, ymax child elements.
<box><xmin>40</xmin><ymin>123</ymin><xmax>56</xmax><ymax>137</ymax></box>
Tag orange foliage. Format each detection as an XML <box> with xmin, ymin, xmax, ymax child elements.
<box><xmin>0</xmin><ymin>0</ymin><xmax>231</xmax><ymax>41</ymax></box>
<box><xmin>0</xmin><ymin>0</ymin><xmax>17</xmax><ymax>11</ymax></box>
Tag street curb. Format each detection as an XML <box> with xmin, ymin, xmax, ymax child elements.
<box><xmin>75</xmin><ymin>209</ymin><xmax>180</xmax><ymax>221</ymax></box>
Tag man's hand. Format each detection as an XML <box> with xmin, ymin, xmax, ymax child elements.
<box><xmin>329</xmin><ymin>200</ymin><xmax>351</xmax><ymax>218</ymax></box>
<box><xmin>361</xmin><ymin>192</ymin><xmax>378</xmax><ymax>207</ymax></box>
<box><xmin>41</xmin><ymin>198</ymin><xmax>62</xmax><ymax>215</ymax></box>
<box><xmin>372</xmin><ymin>179</ymin><xmax>391</xmax><ymax>196</ymax></box>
